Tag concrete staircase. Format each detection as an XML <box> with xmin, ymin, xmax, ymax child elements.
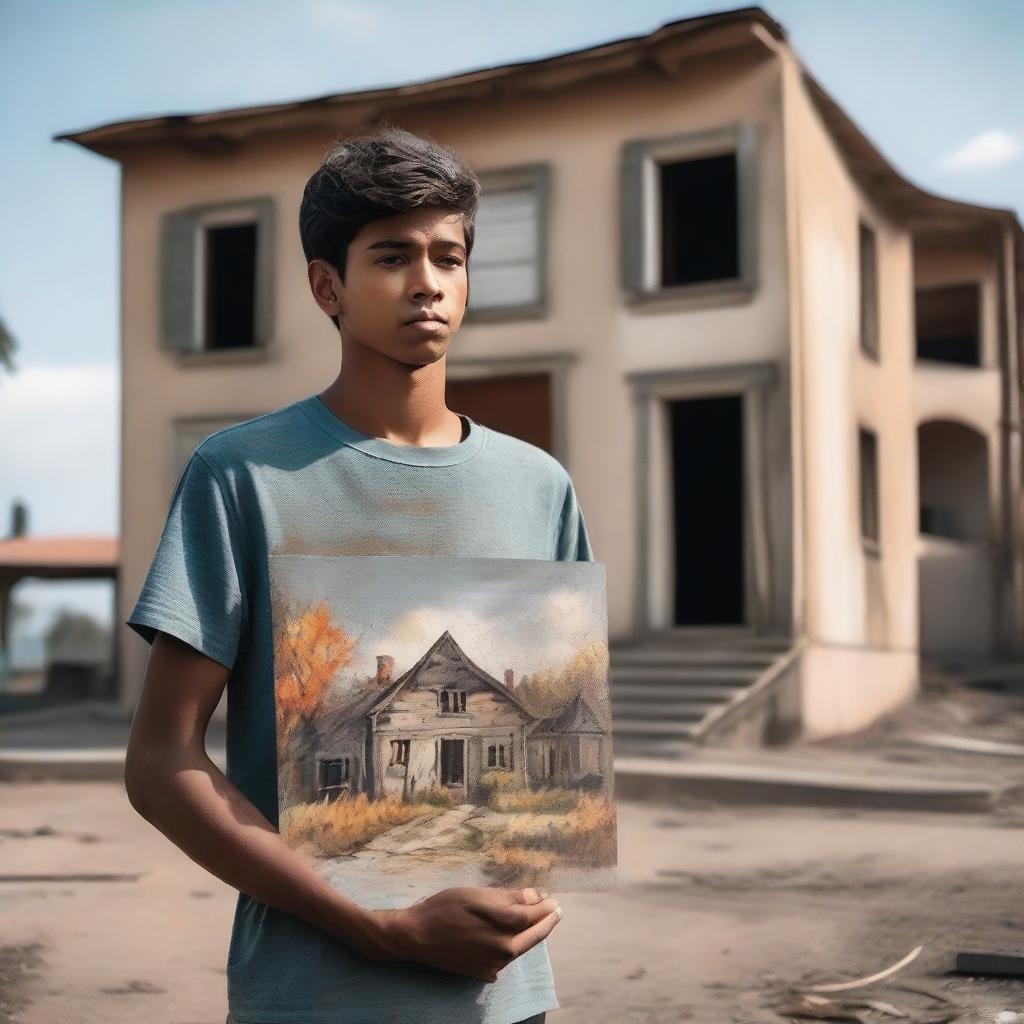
<box><xmin>609</xmin><ymin>636</ymin><xmax>792</xmax><ymax>758</ymax></box>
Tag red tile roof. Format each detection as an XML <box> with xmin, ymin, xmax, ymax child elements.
<box><xmin>0</xmin><ymin>536</ymin><xmax>119</xmax><ymax>572</ymax></box>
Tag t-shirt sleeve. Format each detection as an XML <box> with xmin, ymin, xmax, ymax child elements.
<box><xmin>126</xmin><ymin>451</ymin><xmax>247</xmax><ymax>669</ymax></box>
<box><xmin>555</xmin><ymin>474</ymin><xmax>595</xmax><ymax>562</ymax></box>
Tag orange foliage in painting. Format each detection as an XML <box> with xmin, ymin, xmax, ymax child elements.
<box><xmin>275</xmin><ymin>603</ymin><xmax>357</xmax><ymax>746</ymax></box>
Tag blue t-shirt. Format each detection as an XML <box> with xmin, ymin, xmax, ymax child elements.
<box><xmin>127</xmin><ymin>393</ymin><xmax>594</xmax><ymax>1024</ymax></box>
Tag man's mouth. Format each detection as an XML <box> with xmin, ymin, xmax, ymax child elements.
<box><xmin>405</xmin><ymin>312</ymin><xmax>448</xmax><ymax>325</ymax></box>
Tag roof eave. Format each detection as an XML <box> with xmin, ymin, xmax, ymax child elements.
<box><xmin>53</xmin><ymin>7</ymin><xmax>786</xmax><ymax>159</ymax></box>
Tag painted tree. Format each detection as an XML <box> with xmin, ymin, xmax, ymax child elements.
<box><xmin>516</xmin><ymin>638</ymin><xmax>610</xmax><ymax>718</ymax></box>
<box><xmin>274</xmin><ymin>602</ymin><xmax>357</xmax><ymax>751</ymax></box>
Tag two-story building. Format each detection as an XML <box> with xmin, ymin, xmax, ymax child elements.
<box><xmin>59</xmin><ymin>6</ymin><xmax>1023</xmax><ymax>754</ymax></box>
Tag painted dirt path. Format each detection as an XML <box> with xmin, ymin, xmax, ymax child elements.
<box><xmin>317</xmin><ymin>803</ymin><xmax>496</xmax><ymax>906</ymax></box>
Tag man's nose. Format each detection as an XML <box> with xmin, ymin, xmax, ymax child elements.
<box><xmin>409</xmin><ymin>258</ymin><xmax>443</xmax><ymax>300</ymax></box>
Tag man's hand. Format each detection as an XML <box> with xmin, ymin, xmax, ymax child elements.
<box><xmin>357</xmin><ymin>886</ymin><xmax>563</xmax><ymax>982</ymax></box>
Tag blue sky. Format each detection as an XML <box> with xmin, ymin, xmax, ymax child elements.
<box><xmin>0</xmin><ymin>0</ymin><xmax>1021</xmax><ymax>644</ymax></box>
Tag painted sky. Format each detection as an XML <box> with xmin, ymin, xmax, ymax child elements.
<box><xmin>1</xmin><ymin>0</ymin><xmax>1022</xmax><ymax>639</ymax></box>
<box><xmin>271</xmin><ymin>555</ymin><xmax>608</xmax><ymax>684</ymax></box>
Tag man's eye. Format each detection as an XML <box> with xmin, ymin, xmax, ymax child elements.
<box><xmin>376</xmin><ymin>255</ymin><xmax>462</xmax><ymax>267</ymax></box>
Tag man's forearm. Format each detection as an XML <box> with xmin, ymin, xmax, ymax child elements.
<box><xmin>125</xmin><ymin>746</ymin><xmax>387</xmax><ymax>957</ymax></box>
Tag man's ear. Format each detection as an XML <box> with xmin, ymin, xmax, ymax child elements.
<box><xmin>308</xmin><ymin>259</ymin><xmax>344</xmax><ymax>319</ymax></box>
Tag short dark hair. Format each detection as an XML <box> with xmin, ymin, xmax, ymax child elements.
<box><xmin>299</xmin><ymin>126</ymin><xmax>481</xmax><ymax>329</ymax></box>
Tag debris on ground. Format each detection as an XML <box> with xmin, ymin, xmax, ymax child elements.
<box><xmin>954</xmin><ymin>952</ymin><xmax>1024</xmax><ymax>978</ymax></box>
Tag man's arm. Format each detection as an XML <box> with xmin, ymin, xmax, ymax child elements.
<box><xmin>124</xmin><ymin>631</ymin><xmax>562</xmax><ymax>983</ymax></box>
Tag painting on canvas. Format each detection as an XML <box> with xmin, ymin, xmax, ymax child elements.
<box><xmin>271</xmin><ymin>554</ymin><xmax>617</xmax><ymax>909</ymax></box>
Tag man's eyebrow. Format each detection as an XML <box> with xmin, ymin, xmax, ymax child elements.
<box><xmin>365</xmin><ymin>238</ymin><xmax>467</xmax><ymax>255</ymax></box>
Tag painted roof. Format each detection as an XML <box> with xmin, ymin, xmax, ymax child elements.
<box><xmin>368</xmin><ymin>629</ymin><xmax>535</xmax><ymax>719</ymax></box>
<box><xmin>531</xmin><ymin>691</ymin><xmax>608</xmax><ymax>736</ymax></box>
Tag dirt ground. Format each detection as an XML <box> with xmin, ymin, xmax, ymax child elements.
<box><xmin>3</xmin><ymin>776</ymin><xmax>1024</xmax><ymax>1024</ymax></box>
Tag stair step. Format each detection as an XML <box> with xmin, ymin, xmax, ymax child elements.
<box><xmin>612</xmin><ymin>700</ymin><xmax>720</xmax><ymax>722</ymax></box>
<box><xmin>612</xmin><ymin>738</ymin><xmax>693</xmax><ymax>759</ymax></box>
<box><xmin>610</xmin><ymin>684</ymin><xmax>746</xmax><ymax>701</ymax></box>
<box><xmin>611</xmin><ymin>649</ymin><xmax>779</xmax><ymax>667</ymax></box>
<box><xmin>612</xmin><ymin>719</ymin><xmax>701</xmax><ymax>737</ymax></box>
<box><xmin>612</xmin><ymin>665</ymin><xmax>761</xmax><ymax>683</ymax></box>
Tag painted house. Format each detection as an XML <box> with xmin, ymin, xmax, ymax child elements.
<box><xmin>305</xmin><ymin>630</ymin><xmax>610</xmax><ymax>806</ymax></box>
<box><xmin>59</xmin><ymin>6</ymin><xmax>1024</xmax><ymax>752</ymax></box>
<box><xmin>527</xmin><ymin>691</ymin><xmax>612</xmax><ymax>794</ymax></box>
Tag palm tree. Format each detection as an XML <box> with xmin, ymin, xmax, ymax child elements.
<box><xmin>0</xmin><ymin>315</ymin><xmax>16</xmax><ymax>373</ymax></box>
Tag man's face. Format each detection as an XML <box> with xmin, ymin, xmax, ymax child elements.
<box><xmin>318</xmin><ymin>206</ymin><xmax>469</xmax><ymax>368</ymax></box>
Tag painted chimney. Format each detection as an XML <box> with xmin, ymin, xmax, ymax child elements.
<box><xmin>376</xmin><ymin>655</ymin><xmax>394</xmax><ymax>687</ymax></box>
<box><xmin>504</xmin><ymin>668</ymin><xmax>514</xmax><ymax>689</ymax></box>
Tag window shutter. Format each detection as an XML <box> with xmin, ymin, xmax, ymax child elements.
<box><xmin>470</xmin><ymin>166</ymin><xmax>548</xmax><ymax>311</ymax></box>
<box><xmin>620</xmin><ymin>140</ymin><xmax>646</xmax><ymax>296</ymax></box>
<box><xmin>252</xmin><ymin>197</ymin><xmax>275</xmax><ymax>347</ymax></box>
<box><xmin>160</xmin><ymin>208</ymin><xmax>198</xmax><ymax>352</ymax></box>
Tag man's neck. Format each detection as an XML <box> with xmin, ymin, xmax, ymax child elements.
<box><xmin>319</xmin><ymin>344</ymin><xmax>464</xmax><ymax>447</ymax></box>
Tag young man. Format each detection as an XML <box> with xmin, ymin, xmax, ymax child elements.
<box><xmin>124</xmin><ymin>127</ymin><xmax>595</xmax><ymax>1024</ymax></box>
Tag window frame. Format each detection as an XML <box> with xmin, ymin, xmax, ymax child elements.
<box><xmin>620</xmin><ymin>122</ymin><xmax>759</xmax><ymax>308</ymax></box>
<box><xmin>462</xmin><ymin>163</ymin><xmax>550</xmax><ymax>323</ymax></box>
<box><xmin>858</xmin><ymin>220</ymin><xmax>880</xmax><ymax>362</ymax></box>
<box><xmin>160</xmin><ymin>196</ymin><xmax>275</xmax><ymax>361</ymax></box>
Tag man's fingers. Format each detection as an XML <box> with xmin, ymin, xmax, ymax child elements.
<box><xmin>474</xmin><ymin>895</ymin><xmax>559</xmax><ymax>931</ymax></box>
<box><xmin>516</xmin><ymin>886</ymin><xmax>550</xmax><ymax>904</ymax></box>
<box><xmin>506</xmin><ymin>908</ymin><xmax>563</xmax><ymax>959</ymax></box>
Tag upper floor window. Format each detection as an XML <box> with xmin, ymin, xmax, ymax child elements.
<box><xmin>915</xmin><ymin>282</ymin><xmax>981</xmax><ymax>366</ymax></box>
<box><xmin>620</xmin><ymin>122</ymin><xmax>758</xmax><ymax>304</ymax></box>
<box><xmin>858</xmin><ymin>221</ymin><xmax>879</xmax><ymax>361</ymax></box>
<box><xmin>466</xmin><ymin>165</ymin><xmax>549</xmax><ymax>318</ymax></box>
<box><xmin>439</xmin><ymin>688</ymin><xmax>467</xmax><ymax>714</ymax></box>
<box><xmin>160</xmin><ymin>197</ymin><xmax>274</xmax><ymax>355</ymax></box>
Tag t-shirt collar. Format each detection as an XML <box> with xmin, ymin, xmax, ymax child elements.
<box><xmin>298</xmin><ymin>394</ymin><xmax>486</xmax><ymax>467</ymax></box>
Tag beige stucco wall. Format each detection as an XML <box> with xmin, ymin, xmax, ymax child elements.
<box><xmin>778</xmin><ymin>49</ymin><xmax>919</xmax><ymax>733</ymax></box>
<box><xmin>117</xmin><ymin>43</ymin><xmax>792</xmax><ymax>708</ymax></box>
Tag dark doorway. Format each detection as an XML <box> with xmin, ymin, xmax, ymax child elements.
<box><xmin>440</xmin><ymin>738</ymin><xmax>464</xmax><ymax>786</ymax></box>
<box><xmin>670</xmin><ymin>396</ymin><xmax>745</xmax><ymax>625</ymax></box>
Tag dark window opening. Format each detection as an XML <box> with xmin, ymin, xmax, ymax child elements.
<box><xmin>859</xmin><ymin>427</ymin><xmax>880</xmax><ymax>546</ymax></box>
<box><xmin>204</xmin><ymin>223</ymin><xmax>257</xmax><ymax>349</ymax></box>
<box><xmin>440</xmin><ymin>739</ymin><xmax>464</xmax><ymax>785</ymax></box>
<box><xmin>915</xmin><ymin>283</ymin><xmax>981</xmax><ymax>366</ymax></box>
<box><xmin>859</xmin><ymin>222</ymin><xmax>879</xmax><ymax>359</ymax></box>
<box><xmin>659</xmin><ymin>153</ymin><xmax>739</xmax><ymax>287</ymax></box>
<box><xmin>320</xmin><ymin>757</ymin><xmax>351</xmax><ymax>789</ymax></box>
<box><xmin>389</xmin><ymin>740</ymin><xmax>410</xmax><ymax>767</ymax></box>
<box><xmin>440</xmin><ymin>689</ymin><xmax>467</xmax><ymax>713</ymax></box>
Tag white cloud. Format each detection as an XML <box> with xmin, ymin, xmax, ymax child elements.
<box><xmin>308</xmin><ymin>2</ymin><xmax>380</xmax><ymax>35</ymax></box>
<box><xmin>941</xmin><ymin>129</ymin><xmax>1023</xmax><ymax>172</ymax></box>
<box><xmin>0</xmin><ymin>363</ymin><xmax>119</xmax><ymax>536</ymax></box>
